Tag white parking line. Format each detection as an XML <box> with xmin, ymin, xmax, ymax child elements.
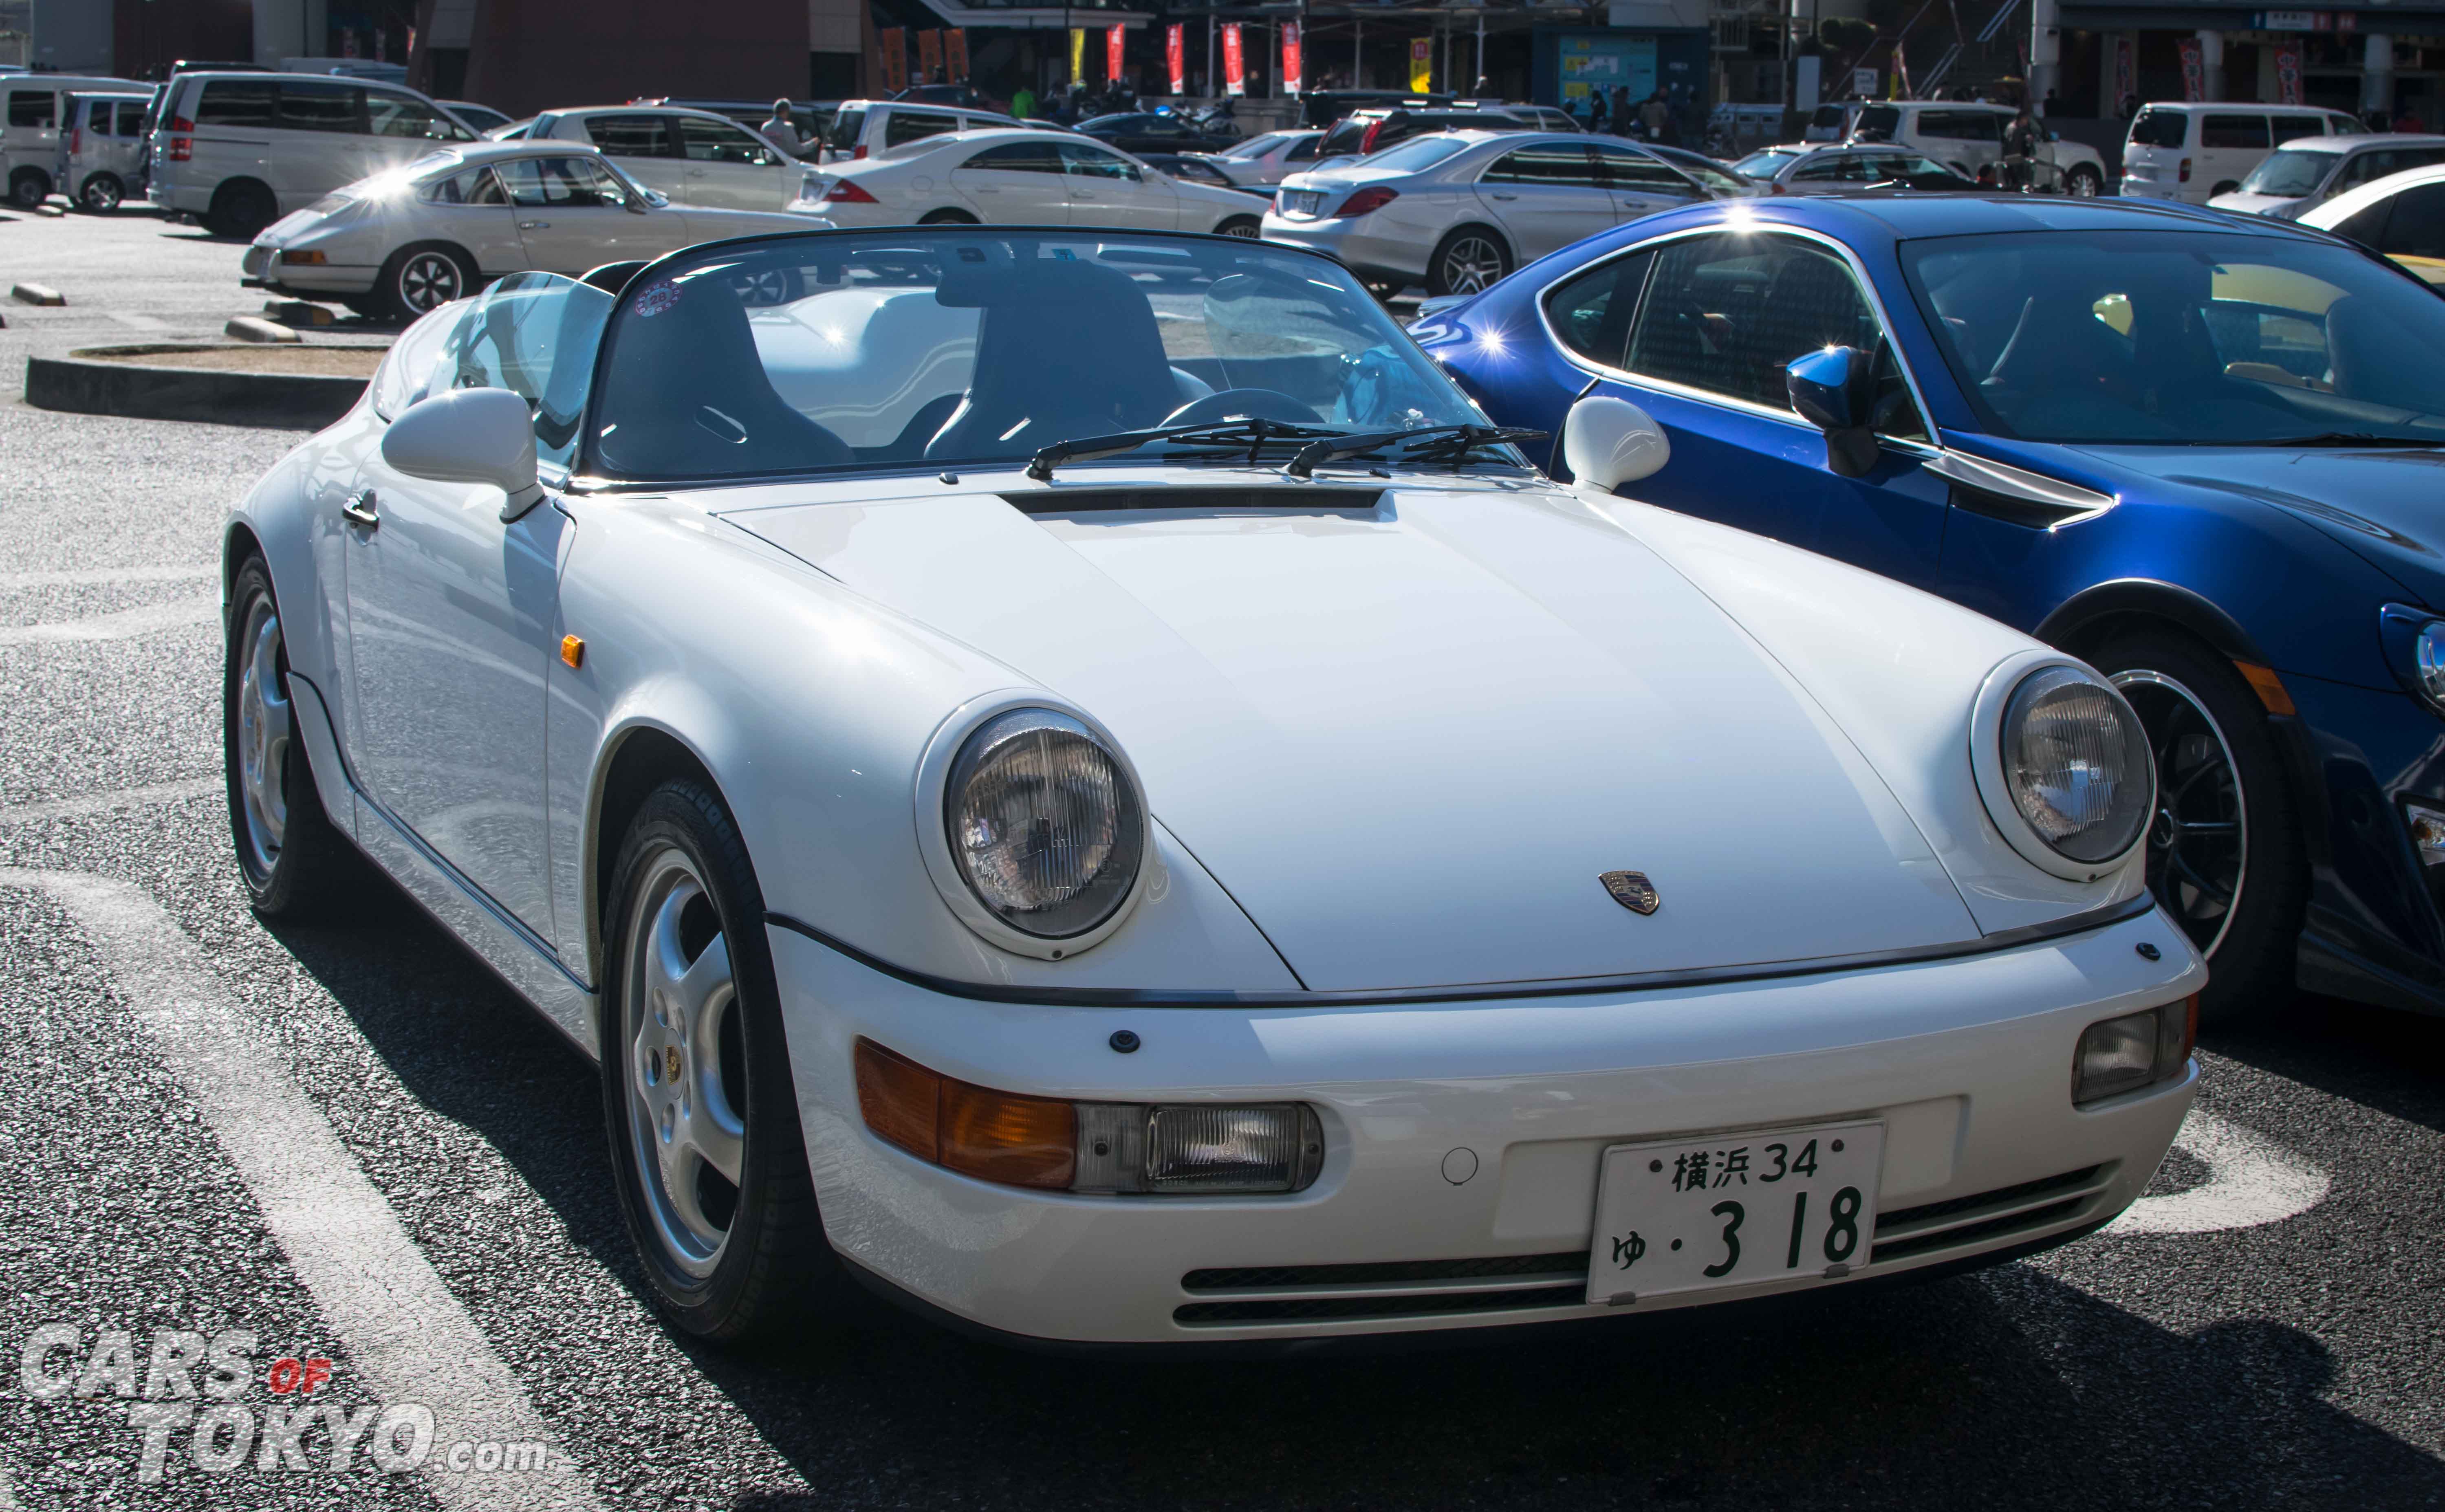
<box><xmin>0</xmin><ymin>565</ymin><xmax>214</xmax><ymax>590</ymax></box>
<box><xmin>0</xmin><ymin>596</ymin><xmax>219</xmax><ymax>646</ymax></box>
<box><xmin>2107</xmin><ymin>1108</ymin><xmax>2331</xmax><ymax>1236</ymax></box>
<box><xmin>0</xmin><ymin>779</ymin><xmax>218</xmax><ymax>827</ymax></box>
<box><xmin>104</xmin><ymin>311</ymin><xmax>171</xmax><ymax>332</ymax></box>
<box><xmin>0</xmin><ymin>870</ymin><xmax>601</xmax><ymax>1512</ymax></box>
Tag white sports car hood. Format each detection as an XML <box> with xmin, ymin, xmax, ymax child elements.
<box><xmin>725</xmin><ymin>479</ymin><xmax>1980</xmax><ymax>992</ymax></box>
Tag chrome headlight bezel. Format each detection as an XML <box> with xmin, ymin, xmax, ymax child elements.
<box><xmin>914</xmin><ymin>691</ymin><xmax>1155</xmax><ymax>960</ymax></box>
<box><xmin>1970</xmin><ymin>650</ymin><xmax>2154</xmax><ymax>882</ymax></box>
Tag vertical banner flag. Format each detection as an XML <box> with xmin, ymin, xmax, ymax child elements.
<box><xmin>1167</xmin><ymin>24</ymin><xmax>1187</xmax><ymax>95</ymax></box>
<box><xmin>2274</xmin><ymin>40</ymin><xmax>2303</xmax><ymax>104</ymax></box>
<box><xmin>916</xmin><ymin>28</ymin><xmax>942</xmax><ymax>83</ymax></box>
<box><xmin>2112</xmin><ymin>34</ymin><xmax>2133</xmax><ymax>110</ymax></box>
<box><xmin>2177</xmin><ymin>37</ymin><xmax>2204</xmax><ymax>101</ymax></box>
<box><xmin>881</xmin><ymin>28</ymin><xmax>909</xmax><ymax>92</ymax></box>
<box><xmin>1283</xmin><ymin>22</ymin><xmax>1302</xmax><ymax>95</ymax></box>
<box><xmin>1070</xmin><ymin>26</ymin><xmax>1086</xmax><ymax>84</ymax></box>
<box><xmin>1222</xmin><ymin>24</ymin><xmax>1246</xmax><ymax>95</ymax></box>
<box><xmin>1410</xmin><ymin>37</ymin><xmax>1432</xmax><ymax>93</ymax></box>
<box><xmin>1108</xmin><ymin>25</ymin><xmax>1126</xmax><ymax>83</ymax></box>
<box><xmin>945</xmin><ymin>28</ymin><xmax>969</xmax><ymax>81</ymax></box>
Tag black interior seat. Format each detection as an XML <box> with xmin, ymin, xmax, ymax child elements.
<box><xmin>925</xmin><ymin>259</ymin><xmax>1176</xmax><ymax>461</ymax></box>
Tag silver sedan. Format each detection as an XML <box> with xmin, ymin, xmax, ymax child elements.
<box><xmin>239</xmin><ymin>139</ymin><xmax>816</xmax><ymax>321</ymax></box>
<box><xmin>1262</xmin><ymin>130</ymin><xmax>1747</xmax><ymax>297</ymax></box>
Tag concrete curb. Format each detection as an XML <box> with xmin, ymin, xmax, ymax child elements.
<box><xmin>24</xmin><ymin>347</ymin><xmax>363</xmax><ymax>430</ymax></box>
<box><xmin>11</xmin><ymin>282</ymin><xmax>65</xmax><ymax>306</ymax></box>
<box><xmin>225</xmin><ymin>315</ymin><xmax>299</xmax><ymax>343</ymax></box>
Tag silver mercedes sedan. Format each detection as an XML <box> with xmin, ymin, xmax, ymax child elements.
<box><xmin>239</xmin><ymin>139</ymin><xmax>818</xmax><ymax>321</ymax></box>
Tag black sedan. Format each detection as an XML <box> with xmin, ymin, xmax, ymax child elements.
<box><xmin>1134</xmin><ymin>153</ymin><xmax>1271</xmax><ymax>197</ymax></box>
<box><xmin>1075</xmin><ymin>112</ymin><xmax>1239</xmax><ymax>154</ymax></box>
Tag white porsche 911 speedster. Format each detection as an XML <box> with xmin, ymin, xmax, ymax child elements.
<box><xmin>222</xmin><ymin>227</ymin><xmax>2202</xmax><ymax>1349</ymax></box>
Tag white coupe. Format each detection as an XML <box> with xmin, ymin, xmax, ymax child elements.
<box><xmin>793</xmin><ymin>127</ymin><xmax>1266</xmax><ymax>236</ymax></box>
<box><xmin>223</xmin><ymin>225</ymin><xmax>2202</xmax><ymax>1349</ymax></box>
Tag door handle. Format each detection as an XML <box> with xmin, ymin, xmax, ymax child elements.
<box><xmin>341</xmin><ymin>490</ymin><xmax>379</xmax><ymax>528</ymax></box>
<box><xmin>1491</xmin><ymin>191</ymin><xmax>1519</xmax><ymax>200</ymax></box>
<box><xmin>518</xmin><ymin>220</ymin><xmax>549</xmax><ymax>229</ymax></box>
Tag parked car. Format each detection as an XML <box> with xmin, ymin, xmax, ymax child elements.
<box><xmin>1486</xmin><ymin>103</ymin><xmax>1584</xmax><ymax>134</ymax></box>
<box><xmin>53</xmin><ymin>90</ymin><xmax>151</xmax><ymax>211</ymax></box>
<box><xmin>1297</xmin><ymin>89</ymin><xmax>1452</xmax><ymax>127</ymax></box>
<box><xmin>238</xmin><ymin>141</ymin><xmax>810</xmax><ymax>320</ymax></box>
<box><xmin>526</xmin><ymin>106</ymin><xmax>810</xmax><ymax>210</ymax></box>
<box><xmin>1310</xmin><ymin>103</ymin><xmax>1535</xmax><ymax>166</ymax></box>
<box><xmin>222</xmin><ymin>222</ymin><xmax>2201</xmax><ymax>1349</ymax></box>
<box><xmin>2209</xmin><ymin>132</ymin><xmax>2445</xmax><ymax>219</ymax></box>
<box><xmin>1075</xmin><ymin>111</ymin><xmax>1239</xmax><ymax>155</ymax></box>
<box><xmin>1642</xmin><ymin>143</ymin><xmax>1764</xmax><ymax>198</ymax></box>
<box><xmin>1420</xmin><ymin>191</ymin><xmax>2445</xmax><ymax>1023</ymax></box>
<box><xmin>2120</xmin><ymin>101</ymin><xmax>2362</xmax><ymax>203</ymax></box>
<box><xmin>438</xmin><ymin>99</ymin><xmax>514</xmax><ymax>134</ymax></box>
<box><xmin>2300</xmin><ymin>161</ymin><xmax>2445</xmax><ymax>288</ymax></box>
<box><xmin>3</xmin><ymin>72</ymin><xmax>145</xmax><ymax>207</ymax></box>
<box><xmin>1133</xmin><ymin>152</ymin><xmax>1269</xmax><ymax>196</ymax></box>
<box><xmin>1265</xmin><ymin>130</ymin><xmax>1749</xmax><ymax>296</ymax></box>
<box><xmin>1849</xmin><ymin>101</ymin><xmax>2109</xmax><ymax>196</ymax></box>
<box><xmin>819</xmin><ymin>99</ymin><xmax>1044</xmax><ymax>164</ymax></box>
<box><xmin>1804</xmin><ymin>101</ymin><xmax>1871</xmax><ymax>143</ymax></box>
<box><xmin>1186</xmin><ymin>128</ymin><xmax>1324</xmax><ymax>187</ymax></box>
<box><xmin>795</xmin><ymin>128</ymin><xmax>1263</xmax><ymax>234</ymax></box>
<box><xmin>1733</xmin><ymin>141</ymin><xmax>1974</xmax><ymax>194</ymax></box>
<box><xmin>145</xmin><ymin>70</ymin><xmax>478</xmax><ymax>238</ymax></box>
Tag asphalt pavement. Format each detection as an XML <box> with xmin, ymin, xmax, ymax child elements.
<box><xmin>5</xmin><ymin>207</ymin><xmax>2445</xmax><ymax>1512</ymax></box>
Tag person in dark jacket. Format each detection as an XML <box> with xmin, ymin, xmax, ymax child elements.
<box><xmin>2001</xmin><ymin>104</ymin><xmax>2039</xmax><ymax>189</ymax></box>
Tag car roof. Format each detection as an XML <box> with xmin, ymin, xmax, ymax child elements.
<box><xmin>1621</xmin><ymin>192</ymin><xmax>2320</xmax><ymax>249</ymax></box>
<box><xmin>551</xmin><ymin>103</ymin><xmax>768</xmax><ymax>124</ymax></box>
<box><xmin>2317</xmin><ymin>131</ymin><xmax>2445</xmax><ymax>149</ymax></box>
<box><xmin>2301</xmin><ymin>160</ymin><xmax>2445</xmax><ymax>225</ymax></box>
<box><xmin>441</xmin><ymin>139</ymin><xmax>615</xmax><ymax>166</ymax></box>
<box><xmin>2133</xmin><ymin>99</ymin><xmax>2342</xmax><ymax>113</ymax></box>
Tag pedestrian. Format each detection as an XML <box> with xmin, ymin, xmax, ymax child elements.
<box><xmin>758</xmin><ymin>97</ymin><xmax>804</xmax><ymax>154</ymax></box>
<box><xmin>1610</xmin><ymin>85</ymin><xmax>1634</xmax><ymax>136</ymax></box>
<box><xmin>2396</xmin><ymin>104</ymin><xmax>2423</xmax><ymax>132</ymax></box>
<box><xmin>2002</xmin><ymin>103</ymin><xmax>2038</xmax><ymax>190</ymax></box>
<box><xmin>1473</xmin><ymin>75</ymin><xmax>1491</xmax><ymax>97</ymax></box>
<box><xmin>1638</xmin><ymin>90</ymin><xmax>1669</xmax><ymax>141</ymax></box>
<box><xmin>2041</xmin><ymin>87</ymin><xmax>2057</xmax><ymax>117</ymax></box>
<box><xmin>1011</xmin><ymin>81</ymin><xmax>1036</xmax><ymax>119</ymax></box>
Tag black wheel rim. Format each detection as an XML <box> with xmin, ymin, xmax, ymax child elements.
<box><xmin>399</xmin><ymin>253</ymin><xmax>460</xmax><ymax>312</ymax></box>
<box><xmin>2112</xmin><ymin>670</ymin><xmax>2246</xmax><ymax>959</ymax></box>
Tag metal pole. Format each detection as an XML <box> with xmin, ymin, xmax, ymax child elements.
<box><xmin>1207</xmin><ymin>11</ymin><xmax>1216</xmax><ymax>96</ymax></box>
<box><xmin>1355</xmin><ymin>14</ymin><xmax>1363</xmax><ymax>88</ymax></box>
<box><xmin>1476</xmin><ymin>8</ymin><xmax>1485</xmax><ymax>91</ymax></box>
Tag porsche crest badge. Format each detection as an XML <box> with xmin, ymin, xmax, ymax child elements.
<box><xmin>1600</xmin><ymin>871</ymin><xmax>1661</xmax><ymax>916</ymax></box>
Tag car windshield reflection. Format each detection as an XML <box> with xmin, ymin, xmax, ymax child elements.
<box><xmin>586</xmin><ymin>230</ymin><xmax>1489</xmax><ymax>484</ymax></box>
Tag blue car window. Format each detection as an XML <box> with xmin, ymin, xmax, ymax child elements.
<box><xmin>1544</xmin><ymin>249</ymin><xmax>1653</xmax><ymax>368</ymax></box>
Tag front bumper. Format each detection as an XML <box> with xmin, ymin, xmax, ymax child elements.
<box><xmin>1261</xmin><ymin>210</ymin><xmax>1429</xmax><ymax>285</ymax></box>
<box><xmin>240</xmin><ymin>243</ymin><xmax>377</xmax><ymax>297</ymax></box>
<box><xmin>773</xmin><ymin>905</ymin><xmax>2203</xmax><ymax>1346</ymax></box>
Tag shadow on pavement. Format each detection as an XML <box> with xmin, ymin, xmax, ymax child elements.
<box><xmin>2204</xmin><ymin>992</ymin><xmax>2445</xmax><ymax>1137</ymax></box>
<box><xmin>263</xmin><ymin>883</ymin><xmax>2445</xmax><ymax>1510</ymax></box>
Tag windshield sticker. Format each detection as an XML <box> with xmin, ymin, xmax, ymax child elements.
<box><xmin>632</xmin><ymin>280</ymin><xmax>681</xmax><ymax>318</ymax></box>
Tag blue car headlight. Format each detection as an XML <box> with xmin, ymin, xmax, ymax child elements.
<box><xmin>2417</xmin><ymin>620</ymin><xmax>2445</xmax><ymax>711</ymax></box>
<box><xmin>2376</xmin><ymin>605</ymin><xmax>2445</xmax><ymax>716</ymax></box>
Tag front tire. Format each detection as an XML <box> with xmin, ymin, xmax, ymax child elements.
<box><xmin>8</xmin><ymin>167</ymin><xmax>51</xmax><ymax>209</ymax></box>
<box><xmin>377</xmin><ymin>244</ymin><xmax>471</xmax><ymax>322</ymax></box>
<box><xmin>205</xmin><ymin>178</ymin><xmax>276</xmax><ymax>239</ymax></box>
<box><xmin>2092</xmin><ymin>630</ymin><xmax>2304</xmax><ymax>1025</ymax></box>
<box><xmin>1427</xmin><ymin>227</ymin><xmax>1511</xmax><ymax>297</ymax></box>
<box><xmin>223</xmin><ymin>556</ymin><xmax>360</xmax><ymax>918</ymax></box>
<box><xmin>917</xmin><ymin>207</ymin><xmax>978</xmax><ymax>225</ymax></box>
<box><xmin>77</xmin><ymin>172</ymin><xmax>124</xmax><ymax>212</ymax></box>
<box><xmin>601</xmin><ymin>781</ymin><xmax>845</xmax><ymax>1342</ymax></box>
<box><xmin>2066</xmin><ymin>165</ymin><xmax>2102</xmax><ymax>198</ymax></box>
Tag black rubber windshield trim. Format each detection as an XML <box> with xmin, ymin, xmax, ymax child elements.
<box><xmin>763</xmin><ymin>891</ymin><xmax>2160</xmax><ymax>1009</ymax></box>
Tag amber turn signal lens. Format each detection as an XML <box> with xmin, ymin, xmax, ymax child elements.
<box><xmin>854</xmin><ymin>1039</ymin><xmax>1076</xmax><ymax>1190</ymax></box>
<box><xmin>559</xmin><ymin>634</ymin><xmax>585</xmax><ymax>669</ymax></box>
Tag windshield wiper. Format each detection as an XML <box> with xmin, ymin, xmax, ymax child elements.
<box><xmin>1026</xmin><ymin>418</ymin><xmax>1346</xmax><ymax>481</ymax></box>
<box><xmin>1282</xmin><ymin>424</ymin><xmax>1548</xmax><ymax>479</ymax></box>
<box><xmin>2222</xmin><ymin>432</ymin><xmax>2445</xmax><ymax>448</ymax></box>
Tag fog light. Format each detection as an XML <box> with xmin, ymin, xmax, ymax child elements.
<box><xmin>2408</xmin><ymin>802</ymin><xmax>2445</xmax><ymax>868</ymax></box>
<box><xmin>856</xmin><ymin>1039</ymin><xmax>1324</xmax><ymax>1195</ymax></box>
<box><xmin>2072</xmin><ymin>1000</ymin><xmax>2193</xmax><ymax>1106</ymax></box>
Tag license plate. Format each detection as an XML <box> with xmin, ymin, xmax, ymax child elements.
<box><xmin>1587</xmin><ymin>1120</ymin><xmax>1884</xmax><ymax>1306</ymax></box>
<box><xmin>1289</xmin><ymin>191</ymin><xmax>1322</xmax><ymax>216</ymax></box>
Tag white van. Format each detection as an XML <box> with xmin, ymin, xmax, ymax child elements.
<box><xmin>2119</xmin><ymin>101</ymin><xmax>2360</xmax><ymax>202</ymax></box>
<box><xmin>146</xmin><ymin>70</ymin><xmax>477</xmax><ymax>238</ymax></box>
<box><xmin>3</xmin><ymin>73</ymin><xmax>145</xmax><ymax>207</ymax></box>
<box><xmin>527</xmin><ymin>105</ymin><xmax>810</xmax><ymax>209</ymax></box>
<box><xmin>54</xmin><ymin>92</ymin><xmax>152</xmax><ymax>211</ymax></box>
<box><xmin>1848</xmin><ymin>100</ymin><xmax>2110</xmax><ymax>194</ymax></box>
<box><xmin>818</xmin><ymin>99</ymin><xmax>1041</xmax><ymax>165</ymax></box>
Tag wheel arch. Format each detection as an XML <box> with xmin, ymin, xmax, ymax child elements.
<box><xmin>584</xmin><ymin>718</ymin><xmax>737</xmax><ymax>985</ymax></box>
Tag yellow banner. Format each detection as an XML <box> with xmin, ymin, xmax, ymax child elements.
<box><xmin>1071</xmin><ymin>27</ymin><xmax>1086</xmax><ymax>83</ymax></box>
<box><xmin>1409</xmin><ymin>37</ymin><xmax>1432</xmax><ymax>94</ymax></box>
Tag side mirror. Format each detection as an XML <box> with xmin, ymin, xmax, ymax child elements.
<box><xmin>1561</xmin><ymin>395</ymin><xmax>1671</xmax><ymax>494</ymax></box>
<box><xmin>1785</xmin><ymin>345</ymin><xmax>1881</xmax><ymax>478</ymax></box>
<box><xmin>381</xmin><ymin>386</ymin><xmax>544</xmax><ymax>521</ymax></box>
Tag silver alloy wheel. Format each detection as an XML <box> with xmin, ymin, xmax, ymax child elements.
<box><xmin>1440</xmin><ymin>235</ymin><xmax>1506</xmax><ymax>295</ymax></box>
<box><xmin>1220</xmin><ymin>219</ymin><xmax>1260</xmax><ymax>238</ymax></box>
<box><xmin>234</xmin><ymin>596</ymin><xmax>292</xmax><ymax>876</ymax></box>
<box><xmin>396</xmin><ymin>251</ymin><xmax>463</xmax><ymax>313</ymax></box>
<box><xmin>2069</xmin><ymin>167</ymin><xmax>2101</xmax><ymax>198</ymax></box>
<box><xmin>2112</xmin><ymin>669</ymin><xmax>2247</xmax><ymax>960</ymax></box>
<box><xmin>621</xmin><ymin>850</ymin><xmax>747</xmax><ymax>1279</ymax></box>
<box><xmin>734</xmin><ymin>268</ymin><xmax>792</xmax><ymax>306</ymax></box>
<box><xmin>80</xmin><ymin>174</ymin><xmax>121</xmax><ymax>212</ymax></box>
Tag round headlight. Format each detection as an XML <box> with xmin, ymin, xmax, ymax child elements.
<box><xmin>2000</xmin><ymin>667</ymin><xmax>2152</xmax><ymax>863</ymax></box>
<box><xmin>944</xmin><ymin>709</ymin><xmax>1145</xmax><ymax>939</ymax></box>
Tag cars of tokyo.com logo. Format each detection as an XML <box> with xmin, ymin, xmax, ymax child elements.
<box><xmin>18</xmin><ymin>1325</ymin><xmax>562</xmax><ymax>1483</ymax></box>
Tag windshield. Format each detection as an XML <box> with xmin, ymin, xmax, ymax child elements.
<box><xmin>2240</xmin><ymin>146</ymin><xmax>2338</xmax><ymax>196</ymax></box>
<box><xmin>1854</xmin><ymin>106</ymin><xmax>1899</xmax><ymax>139</ymax></box>
<box><xmin>1735</xmin><ymin>148</ymin><xmax>1801</xmax><ymax>178</ymax></box>
<box><xmin>2128</xmin><ymin>108</ymin><xmax>2188</xmax><ymax>148</ymax></box>
<box><xmin>1222</xmin><ymin>132</ymin><xmax>1282</xmax><ymax>159</ymax></box>
<box><xmin>587</xmin><ymin>231</ymin><xmax>1490</xmax><ymax>484</ymax></box>
<box><xmin>1902</xmin><ymin>229</ymin><xmax>2445</xmax><ymax>444</ymax></box>
<box><xmin>1361</xmin><ymin>134</ymin><xmax>1471</xmax><ymax>173</ymax></box>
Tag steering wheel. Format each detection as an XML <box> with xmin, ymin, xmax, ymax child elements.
<box><xmin>1160</xmin><ymin>389</ymin><xmax>1324</xmax><ymax>427</ymax></box>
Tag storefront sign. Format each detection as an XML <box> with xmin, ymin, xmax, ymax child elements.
<box><xmin>1107</xmin><ymin>25</ymin><xmax>1125</xmax><ymax>83</ymax></box>
<box><xmin>1558</xmin><ymin>35</ymin><xmax>1659</xmax><ymax>112</ymax></box>
<box><xmin>1222</xmin><ymin>24</ymin><xmax>1246</xmax><ymax>95</ymax></box>
<box><xmin>2178</xmin><ymin>36</ymin><xmax>2204</xmax><ymax>99</ymax></box>
<box><xmin>1852</xmin><ymin>66</ymin><xmax>1877</xmax><ymax>96</ymax></box>
<box><xmin>1167</xmin><ymin>24</ymin><xmax>1186</xmax><ymax>95</ymax></box>
<box><xmin>2275</xmin><ymin>39</ymin><xmax>2304</xmax><ymax>102</ymax></box>
<box><xmin>1282</xmin><ymin>22</ymin><xmax>1302</xmax><ymax>97</ymax></box>
<box><xmin>2252</xmin><ymin>11</ymin><xmax>2355</xmax><ymax>30</ymax></box>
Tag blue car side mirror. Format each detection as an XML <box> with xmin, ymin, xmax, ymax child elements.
<box><xmin>1785</xmin><ymin>345</ymin><xmax>1882</xmax><ymax>479</ymax></box>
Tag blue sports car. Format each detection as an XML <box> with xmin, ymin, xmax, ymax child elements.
<box><xmin>1416</xmin><ymin>193</ymin><xmax>2445</xmax><ymax>1024</ymax></box>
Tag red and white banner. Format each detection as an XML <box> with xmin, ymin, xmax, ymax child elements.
<box><xmin>1282</xmin><ymin>22</ymin><xmax>1302</xmax><ymax>96</ymax></box>
<box><xmin>2177</xmin><ymin>37</ymin><xmax>2204</xmax><ymax>101</ymax></box>
<box><xmin>2112</xmin><ymin>33</ymin><xmax>2133</xmax><ymax>109</ymax></box>
<box><xmin>1107</xmin><ymin>26</ymin><xmax>1125</xmax><ymax>84</ymax></box>
<box><xmin>916</xmin><ymin>28</ymin><xmax>942</xmax><ymax>84</ymax></box>
<box><xmin>2274</xmin><ymin>40</ymin><xmax>2304</xmax><ymax>104</ymax></box>
<box><xmin>1221</xmin><ymin>24</ymin><xmax>1246</xmax><ymax>95</ymax></box>
<box><xmin>1167</xmin><ymin>24</ymin><xmax>1186</xmax><ymax>95</ymax></box>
